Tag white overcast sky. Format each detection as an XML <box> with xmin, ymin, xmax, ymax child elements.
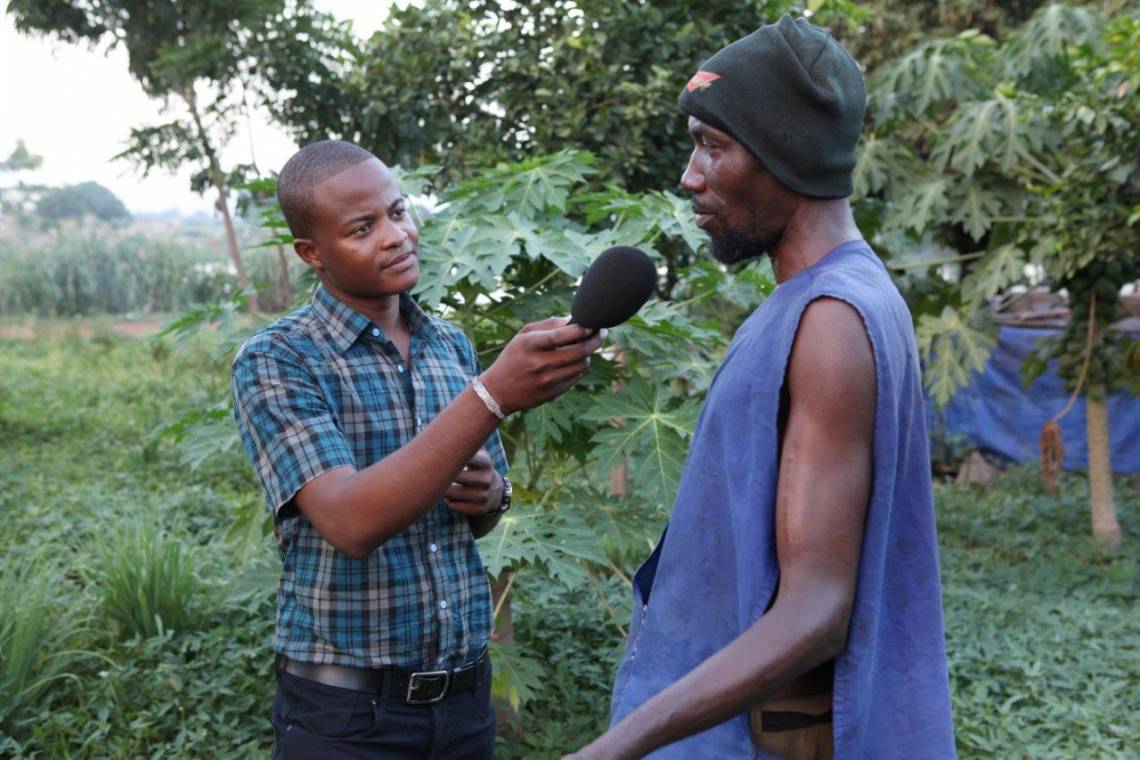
<box><xmin>0</xmin><ymin>2</ymin><xmax>396</xmax><ymax>214</ymax></box>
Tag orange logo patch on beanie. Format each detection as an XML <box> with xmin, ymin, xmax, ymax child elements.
<box><xmin>685</xmin><ymin>71</ymin><xmax>721</xmax><ymax>92</ymax></box>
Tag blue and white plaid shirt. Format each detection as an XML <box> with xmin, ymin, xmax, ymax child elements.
<box><xmin>232</xmin><ymin>285</ymin><xmax>507</xmax><ymax>670</ymax></box>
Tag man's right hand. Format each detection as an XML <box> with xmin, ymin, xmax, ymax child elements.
<box><xmin>479</xmin><ymin>317</ymin><xmax>605</xmax><ymax>416</ymax></box>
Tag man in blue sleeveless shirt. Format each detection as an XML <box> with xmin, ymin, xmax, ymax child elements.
<box><xmin>569</xmin><ymin>16</ymin><xmax>955</xmax><ymax>760</ymax></box>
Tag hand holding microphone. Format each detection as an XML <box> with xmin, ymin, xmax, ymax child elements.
<box><xmin>478</xmin><ymin>246</ymin><xmax>657</xmax><ymax>416</ymax></box>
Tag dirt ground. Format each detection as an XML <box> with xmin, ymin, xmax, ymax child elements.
<box><xmin>0</xmin><ymin>319</ymin><xmax>167</xmax><ymax>340</ymax></box>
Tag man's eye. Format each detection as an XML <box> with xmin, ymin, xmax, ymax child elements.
<box><xmin>353</xmin><ymin>223</ymin><xmax>372</xmax><ymax>236</ymax></box>
<box><xmin>391</xmin><ymin>206</ymin><xmax>406</xmax><ymax>220</ymax></box>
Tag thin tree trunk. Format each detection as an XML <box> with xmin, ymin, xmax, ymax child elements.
<box><xmin>491</xmin><ymin>569</ymin><xmax>513</xmax><ymax>643</ymax></box>
<box><xmin>212</xmin><ymin>174</ymin><xmax>258</xmax><ymax>313</ymax></box>
<box><xmin>182</xmin><ymin>88</ymin><xmax>257</xmax><ymax>314</ymax></box>
<box><xmin>276</xmin><ymin>243</ymin><xmax>292</xmax><ymax>311</ymax></box>
<box><xmin>1086</xmin><ymin>389</ymin><xmax>1121</xmax><ymax>548</ymax></box>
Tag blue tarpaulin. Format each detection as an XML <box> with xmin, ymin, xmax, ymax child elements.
<box><xmin>931</xmin><ymin>325</ymin><xmax>1140</xmax><ymax>474</ymax></box>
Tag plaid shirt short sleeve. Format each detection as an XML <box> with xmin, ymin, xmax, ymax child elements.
<box><xmin>231</xmin><ymin>286</ymin><xmax>507</xmax><ymax>671</ymax></box>
<box><xmin>231</xmin><ymin>346</ymin><xmax>356</xmax><ymax>514</ymax></box>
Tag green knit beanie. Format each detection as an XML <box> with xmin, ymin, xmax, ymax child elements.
<box><xmin>678</xmin><ymin>15</ymin><xmax>866</xmax><ymax>199</ymax></box>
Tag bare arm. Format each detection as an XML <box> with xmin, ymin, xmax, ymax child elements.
<box><xmin>573</xmin><ymin>298</ymin><xmax>875</xmax><ymax>759</ymax></box>
<box><xmin>297</xmin><ymin>319</ymin><xmax>603</xmax><ymax>559</ymax></box>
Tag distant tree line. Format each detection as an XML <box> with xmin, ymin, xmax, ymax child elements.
<box><xmin>0</xmin><ymin>140</ymin><xmax>130</xmax><ymax>225</ymax></box>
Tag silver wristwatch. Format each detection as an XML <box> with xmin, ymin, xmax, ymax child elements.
<box><xmin>485</xmin><ymin>476</ymin><xmax>512</xmax><ymax>517</ymax></box>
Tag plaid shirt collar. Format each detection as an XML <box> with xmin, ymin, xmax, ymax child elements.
<box><xmin>310</xmin><ymin>285</ymin><xmax>440</xmax><ymax>355</ymax></box>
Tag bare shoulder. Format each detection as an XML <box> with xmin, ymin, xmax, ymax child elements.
<box><xmin>788</xmin><ymin>297</ymin><xmax>875</xmax><ymax>408</ymax></box>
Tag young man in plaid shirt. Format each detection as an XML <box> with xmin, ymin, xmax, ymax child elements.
<box><xmin>232</xmin><ymin>140</ymin><xmax>602</xmax><ymax>759</ymax></box>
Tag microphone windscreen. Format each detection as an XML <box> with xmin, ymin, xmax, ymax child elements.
<box><xmin>570</xmin><ymin>246</ymin><xmax>656</xmax><ymax>329</ymax></box>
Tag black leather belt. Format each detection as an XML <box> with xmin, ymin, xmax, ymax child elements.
<box><xmin>760</xmin><ymin>709</ymin><xmax>833</xmax><ymax>732</ymax></box>
<box><xmin>276</xmin><ymin>649</ymin><xmax>488</xmax><ymax>705</ymax></box>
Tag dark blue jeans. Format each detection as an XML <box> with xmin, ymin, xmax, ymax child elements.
<box><xmin>271</xmin><ymin>664</ymin><xmax>495</xmax><ymax>759</ymax></box>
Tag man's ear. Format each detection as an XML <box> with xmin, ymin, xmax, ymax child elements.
<box><xmin>293</xmin><ymin>238</ymin><xmax>322</xmax><ymax>271</ymax></box>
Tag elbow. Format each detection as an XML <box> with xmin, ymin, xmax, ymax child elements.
<box><xmin>338</xmin><ymin>532</ymin><xmax>397</xmax><ymax>560</ymax></box>
<box><xmin>324</xmin><ymin>530</ymin><xmax>385</xmax><ymax>561</ymax></box>
<box><xmin>816</xmin><ymin>602</ymin><xmax>854</xmax><ymax>661</ymax></box>
<box><xmin>338</xmin><ymin>542</ymin><xmax>373</xmax><ymax>561</ymax></box>
<box><xmin>777</xmin><ymin>588</ymin><xmax>853</xmax><ymax>662</ymax></box>
<box><xmin>817</xmin><ymin>621</ymin><xmax>849</xmax><ymax>662</ymax></box>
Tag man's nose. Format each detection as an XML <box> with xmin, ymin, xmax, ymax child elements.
<box><xmin>377</xmin><ymin>217</ymin><xmax>408</xmax><ymax>248</ymax></box>
<box><xmin>680</xmin><ymin>154</ymin><xmax>704</xmax><ymax>193</ymax></box>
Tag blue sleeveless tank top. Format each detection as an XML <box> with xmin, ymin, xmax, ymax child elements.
<box><xmin>609</xmin><ymin>240</ymin><xmax>955</xmax><ymax>758</ymax></box>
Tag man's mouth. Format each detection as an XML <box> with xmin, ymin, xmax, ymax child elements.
<box><xmin>691</xmin><ymin>204</ymin><xmax>717</xmax><ymax>229</ymax></box>
<box><xmin>381</xmin><ymin>251</ymin><xmax>416</xmax><ymax>272</ymax></box>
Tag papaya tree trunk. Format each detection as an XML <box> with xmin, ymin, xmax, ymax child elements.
<box><xmin>1086</xmin><ymin>387</ymin><xmax>1121</xmax><ymax>548</ymax></box>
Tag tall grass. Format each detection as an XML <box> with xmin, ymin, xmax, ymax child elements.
<box><xmin>96</xmin><ymin>519</ymin><xmax>202</xmax><ymax>640</ymax></box>
<box><xmin>0</xmin><ymin>226</ymin><xmax>299</xmax><ymax>317</ymax></box>
<box><xmin>0</xmin><ymin>558</ymin><xmax>88</xmax><ymax>731</ymax></box>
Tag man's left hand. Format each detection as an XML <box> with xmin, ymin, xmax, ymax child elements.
<box><xmin>445</xmin><ymin>449</ymin><xmax>503</xmax><ymax>516</ymax></box>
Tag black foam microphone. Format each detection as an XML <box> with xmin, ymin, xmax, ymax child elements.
<box><xmin>570</xmin><ymin>246</ymin><xmax>657</xmax><ymax>329</ymax></box>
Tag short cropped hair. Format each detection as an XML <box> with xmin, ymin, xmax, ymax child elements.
<box><xmin>277</xmin><ymin>140</ymin><xmax>376</xmax><ymax>238</ymax></box>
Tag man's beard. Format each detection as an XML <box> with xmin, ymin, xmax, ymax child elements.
<box><xmin>709</xmin><ymin>221</ymin><xmax>783</xmax><ymax>266</ymax></box>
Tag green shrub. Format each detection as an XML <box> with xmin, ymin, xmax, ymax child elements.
<box><xmin>0</xmin><ymin>558</ymin><xmax>88</xmax><ymax>734</ymax></box>
<box><xmin>95</xmin><ymin>518</ymin><xmax>203</xmax><ymax>640</ymax></box>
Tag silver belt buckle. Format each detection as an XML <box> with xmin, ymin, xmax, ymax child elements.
<box><xmin>406</xmin><ymin>669</ymin><xmax>451</xmax><ymax>704</ymax></box>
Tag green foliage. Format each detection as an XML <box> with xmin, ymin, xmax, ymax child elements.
<box><xmin>938</xmin><ymin>467</ymin><xmax>1139</xmax><ymax>756</ymax></box>
<box><xmin>368</xmin><ymin>151</ymin><xmax>764</xmax><ymax>526</ymax></box>
<box><xmin>858</xmin><ymin>2</ymin><xmax>1138</xmax><ymax>405</ymax></box>
<box><xmin>488</xmin><ymin>640</ymin><xmax>545</xmax><ymax>712</ymax></box>
<box><xmin>0</xmin><ymin>330</ymin><xmax>271</xmax><ymax>754</ymax></box>
<box><xmin>583</xmin><ymin>379</ymin><xmax>701</xmax><ymax>508</ymax></box>
<box><xmin>265</xmin><ymin>0</ymin><xmax>1051</xmax><ymax>194</ymax></box>
<box><xmin>0</xmin><ymin>558</ymin><xmax>88</xmax><ymax>735</ymax></box>
<box><xmin>1028</xmin><ymin>9</ymin><xmax>1140</xmax><ymax>398</ymax></box>
<box><xmin>394</xmin><ymin>151</ymin><xmax>766</xmax><ymax>563</ymax></box>
<box><xmin>0</xmin><ymin>226</ymin><xmax>294</xmax><ymax>318</ymax></box>
<box><xmin>34</xmin><ymin>180</ymin><xmax>131</xmax><ymax>224</ymax></box>
<box><xmin>0</xmin><ymin>139</ymin><xmax>42</xmax><ymax>172</ymax></box>
<box><xmin>495</xmin><ymin>573</ymin><xmax>629</xmax><ymax>758</ymax></box>
<box><xmin>324</xmin><ymin>0</ymin><xmax>870</xmax><ymax>191</ymax></box>
<box><xmin>95</xmin><ymin>518</ymin><xmax>203</xmax><ymax>640</ymax></box>
<box><xmin>3</xmin><ymin>326</ymin><xmax>1138</xmax><ymax>756</ymax></box>
<box><xmin>916</xmin><ymin>307</ymin><xmax>997</xmax><ymax>407</ymax></box>
<box><xmin>7</xmin><ymin>0</ymin><xmax>356</xmax><ymax>304</ymax></box>
<box><xmin>840</xmin><ymin>0</ymin><xmax>1046</xmax><ymax>73</ymax></box>
<box><xmin>481</xmin><ymin>508</ymin><xmax>607</xmax><ymax>590</ymax></box>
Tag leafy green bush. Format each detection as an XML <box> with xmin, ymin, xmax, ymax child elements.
<box><xmin>95</xmin><ymin>518</ymin><xmax>203</xmax><ymax>640</ymax></box>
<box><xmin>0</xmin><ymin>557</ymin><xmax>89</xmax><ymax>737</ymax></box>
